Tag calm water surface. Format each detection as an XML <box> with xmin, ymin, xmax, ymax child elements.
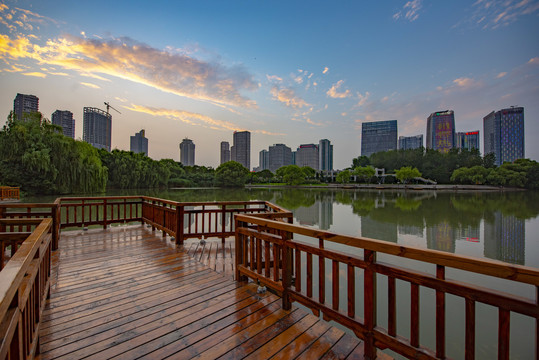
<box><xmin>24</xmin><ymin>188</ymin><xmax>538</xmax><ymax>359</ymax></box>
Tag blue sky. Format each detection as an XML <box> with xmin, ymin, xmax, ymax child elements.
<box><xmin>1</xmin><ymin>0</ymin><xmax>538</xmax><ymax>169</ymax></box>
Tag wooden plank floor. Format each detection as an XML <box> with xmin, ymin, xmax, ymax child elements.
<box><xmin>38</xmin><ymin>225</ymin><xmax>379</xmax><ymax>360</ymax></box>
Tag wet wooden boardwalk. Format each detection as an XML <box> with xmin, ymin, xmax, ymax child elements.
<box><xmin>38</xmin><ymin>225</ymin><xmax>377</xmax><ymax>360</ymax></box>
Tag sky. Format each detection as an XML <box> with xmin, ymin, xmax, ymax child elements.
<box><xmin>0</xmin><ymin>0</ymin><xmax>538</xmax><ymax>169</ymax></box>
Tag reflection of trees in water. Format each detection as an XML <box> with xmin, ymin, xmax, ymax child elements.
<box><xmin>394</xmin><ymin>196</ymin><xmax>421</xmax><ymax>211</ymax></box>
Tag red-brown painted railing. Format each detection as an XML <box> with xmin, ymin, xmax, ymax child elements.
<box><xmin>0</xmin><ymin>187</ymin><xmax>19</xmax><ymax>201</ymax></box>
<box><xmin>234</xmin><ymin>214</ymin><xmax>539</xmax><ymax>360</ymax></box>
<box><xmin>0</xmin><ymin>218</ymin><xmax>52</xmax><ymax>359</ymax></box>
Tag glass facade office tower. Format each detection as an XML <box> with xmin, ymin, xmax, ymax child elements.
<box><xmin>130</xmin><ymin>129</ymin><xmax>148</xmax><ymax>156</ymax></box>
<box><xmin>258</xmin><ymin>149</ymin><xmax>269</xmax><ymax>171</ymax></box>
<box><xmin>295</xmin><ymin>144</ymin><xmax>319</xmax><ymax>170</ymax></box>
<box><xmin>483</xmin><ymin>107</ymin><xmax>524</xmax><ymax>166</ymax></box>
<box><xmin>398</xmin><ymin>135</ymin><xmax>423</xmax><ymax>150</ymax></box>
<box><xmin>51</xmin><ymin>110</ymin><xmax>75</xmax><ymax>138</ymax></box>
<box><xmin>179</xmin><ymin>138</ymin><xmax>195</xmax><ymax>166</ymax></box>
<box><xmin>231</xmin><ymin>131</ymin><xmax>251</xmax><ymax>170</ymax></box>
<box><xmin>455</xmin><ymin>131</ymin><xmax>480</xmax><ymax>151</ymax></box>
<box><xmin>220</xmin><ymin>141</ymin><xmax>230</xmax><ymax>164</ymax></box>
<box><xmin>426</xmin><ymin>110</ymin><xmax>455</xmax><ymax>153</ymax></box>
<box><xmin>361</xmin><ymin>120</ymin><xmax>397</xmax><ymax>157</ymax></box>
<box><xmin>319</xmin><ymin>139</ymin><xmax>333</xmax><ymax>171</ymax></box>
<box><xmin>13</xmin><ymin>93</ymin><xmax>39</xmax><ymax>121</ymax></box>
<box><xmin>83</xmin><ymin>107</ymin><xmax>112</xmax><ymax>151</ymax></box>
<box><xmin>269</xmin><ymin>144</ymin><xmax>292</xmax><ymax>173</ymax></box>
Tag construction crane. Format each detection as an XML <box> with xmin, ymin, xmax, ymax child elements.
<box><xmin>104</xmin><ymin>102</ymin><xmax>121</xmax><ymax>116</ymax></box>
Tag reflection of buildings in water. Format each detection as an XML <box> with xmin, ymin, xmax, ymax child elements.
<box><xmin>398</xmin><ymin>224</ymin><xmax>424</xmax><ymax>238</ymax></box>
<box><xmin>294</xmin><ymin>199</ymin><xmax>333</xmax><ymax>230</ymax></box>
<box><xmin>456</xmin><ymin>225</ymin><xmax>480</xmax><ymax>243</ymax></box>
<box><xmin>484</xmin><ymin>212</ymin><xmax>525</xmax><ymax>265</ymax></box>
<box><xmin>361</xmin><ymin>216</ymin><xmax>398</xmax><ymax>243</ymax></box>
<box><xmin>427</xmin><ymin>221</ymin><xmax>455</xmax><ymax>253</ymax></box>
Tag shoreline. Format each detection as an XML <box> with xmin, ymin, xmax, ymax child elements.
<box><xmin>245</xmin><ymin>183</ymin><xmax>524</xmax><ymax>191</ymax></box>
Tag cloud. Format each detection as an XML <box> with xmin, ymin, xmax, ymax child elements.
<box><xmin>467</xmin><ymin>0</ymin><xmax>539</xmax><ymax>29</ymax></box>
<box><xmin>529</xmin><ymin>57</ymin><xmax>539</xmax><ymax>64</ymax></box>
<box><xmin>0</xmin><ymin>32</ymin><xmax>259</xmax><ymax>109</ymax></box>
<box><xmin>22</xmin><ymin>71</ymin><xmax>46</xmax><ymax>78</ymax></box>
<box><xmin>393</xmin><ymin>0</ymin><xmax>423</xmax><ymax>22</ymax></box>
<box><xmin>322</xmin><ymin>67</ymin><xmax>329</xmax><ymax>74</ymax></box>
<box><xmin>453</xmin><ymin>77</ymin><xmax>480</xmax><ymax>88</ymax></box>
<box><xmin>266</xmin><ymin>74</ymin><xmax>283</xmax><ymax>83</ymax></box>
<box><xmin>496</xmin><ymin>72</ymin><xmax>507</xmax><ymax>78</ymax></box>
<box><xmin>80</xmin><ymin>82</ymin><xmax>100</xmax><ymax>89</ymax></box>
<box><xmin>270</xmin><ymin>86</ymin><xmax>309</xmax><ymax>109</ymax></box>
<box><xmin>306</xmin><ymin>118</ymin><xmax>323</xmax><ymax>126</ymax></box>
<box><xmin>326</xmin><ymin>80</ymin><xmax>351</xmax><ymax>99</ymax></box>
<box><xmin>356</xmin><ymin>91</ymin><xmax>371</xmax><ymax>107</ymax></box>
<box><xmin>126</xmin><ymin>104</ymin><xmax>284</xmax><ymax>135</ymax></box>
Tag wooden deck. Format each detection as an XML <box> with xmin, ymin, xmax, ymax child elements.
<box><xmin>38</xmin><ymin>225</ymin><xmax>378</xmax><ymax>360</ymax></box>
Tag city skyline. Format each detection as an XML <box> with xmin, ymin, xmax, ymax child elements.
<box><xmin>0</xmin><ymin>1</ymin><xmax>538</xmax><ymax>168</ymax></box>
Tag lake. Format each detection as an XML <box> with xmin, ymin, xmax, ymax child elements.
<box><xmin>22</xmin><ymin>187</ymin><xmax>538</xmax><ymax>359</ymax></box>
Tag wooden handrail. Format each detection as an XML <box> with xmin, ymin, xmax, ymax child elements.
<box><xmin>0</xmin><ymin>218</ymin><xmax>52</xmax><ymax>359</ymax></box>
<box><xmin>234</xmin><ymin>213</ymin><xmax>539</xmax><ymax>360</ymax></box>
<box><xmin>0</xmin><ymin>187</ymin><xmax>19</xmax><ymax>201</ymax></box>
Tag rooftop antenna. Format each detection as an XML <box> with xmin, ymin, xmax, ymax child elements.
<box><xmin>104</xmin><ymin>102</ymin><xmax>121</xmax><ymax>116</ymax></box>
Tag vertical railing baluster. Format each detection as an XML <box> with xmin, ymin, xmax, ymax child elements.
<box><xmin>465</xmin><ymin>298</ymin><xmax>475</xmax><ymax>360</ymax></box>
<box><xmin>364</xmin><ymin>249</ymin><xmax>377</xmax><ymax>359</ymax></box>
<box><xmin>388</xmin><ymin>276</ymin><xmax>396</xmax><ymax>337</ymax></box>
<box><xmin>436</xmin><ymin>265</ymin><xmax>446</xmax><ymax>358</ymax></box>
<box><xmin>282</xmin><ymin>229</ymin><xmax>292</xmax><ymax>310</ymax></box>
<box><xmin>347</xmin><ymin>264</ymin><xmax>355</xmax><ymax>318</ymax></box>
<box><xmin>332</xmin><ymin>260</ymin><xmax>339</xmax><ymax>311</ymax></box>
<box><xmin>498</xmin><ymin>309</ymin><xmax>510</xmax><ymax>360</ymax></box>
<box><xmin>307</xmin><ymin>252</ymin><xmax>313</xmax><ymax>299</ymax></box>
<box><xmin>411</xmin><ymin>283</ymin><xmax>420</xmax><ymax>348</ymax></box>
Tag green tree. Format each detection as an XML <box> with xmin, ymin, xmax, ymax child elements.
<box><xmin>301</xmin><ymin>166</ymin><xmax>316</xmax><ymax>179</ymax></box>
<box><xmin>336</xmin><ymin>170</ymin><xmax>351</xmax><ymax>184</ymax></box>
<box><xmin>352</xmin><ymin>155</ymin><xmax>370</xmax><ymax>168</ymax></box>
<box><xmin>0</xmin><ymin>112</ymin><xmax>107</xmax><ymax>194</ymax></box>
<box><xmin>353</xmin><ymin>166</ymin><xmax>375</xmax><ymax>183</ymax></box>
<box><xmin>395</xmin><ymin>166</ymin><xmax>422</xmax><ymax>184</ymax></box>
<box><xmin>278</xmin><ymin>165</ymin><xmax>305</xmax><ymax>185</ymax></box>
<box><xmin>214</xmin><ymin>161</ymin><xmax>249</xmax><ymax>187</ymax></box>
<box><xmin>451</xmin><ymin>166</ymin><xmax>491</xmax><ymax>185</ymax></box>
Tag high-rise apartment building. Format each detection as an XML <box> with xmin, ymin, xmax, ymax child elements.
<box><xmin>231</xmin><ymin>131</ymin><xmax>251</xmax><ymax>170</ymax></box>
<box><xmin>295</xmin><ymin>144</ymin><xmax>319</xmax><ymax>170</ymax></box>
<box><xmin>13</xmin><ymin>93</ymin><xmax>39</xmax><ymax>121</ymax></box>
<box><xmin>483</xmin><ymin>107</ymin><xmax>524</xmax><ymax>166</ymax></box>
<box><xmin>220</xmin><ymin>141</ymin><xmax>230</xmax><ymax>164</ymax></box>
<box><xmin>179</xmin><ymin>138</ymin><xmax>195</xmax><ymax>166</ymax></box>
<box><xmin>455</xmin><ymin>131</ymin><xmax>480</xmax><ymax>151</ymax></box>
<box><xmin>361</xmin><ymin>120</ymin><xmax>397</xmax><ymax>157</ymax></box>
<box><xmin>426</xmin><ymin>110</ymin><xmax>455</xmax><ymax>153</ymax></box>
<box><xmin>51</xmin><ymin>110</ymin><xmax>75</xmax><ymax>138</ymax></box>
<box><xmin>269</xmin><ymin>144</ymin><xmax>292</xmax><ymax>173</ymax></box>
<box><xmin>130</xmin><ymin>130</ymin><xmax>148</xmax><ymax>156</ymax></box>
<box><xmin>318</xmin><ymin>139</ymin><xmax>333</xmax><ymax>171</ymax></box>
<box><xmin>83</xmin><ymin>107</ymin><xmax>112</xmax><ymax>151</ymax></box>
<box><xmin>258</xmin><ymin>150</ymin><xmax>269</xmax><ymax>171</ymax></box>
<box><xmin>398</xmin><ymin>135</ymin><xmax>423</xmax><ymax>150</ymax></box>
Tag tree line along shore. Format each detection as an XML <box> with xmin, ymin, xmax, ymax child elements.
<box><xmin>1</xmin><ymin>113</ymin><xmax>538</xmax><ymax>195</ymax></box>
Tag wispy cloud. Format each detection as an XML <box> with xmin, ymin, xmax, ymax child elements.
<box><xmin>80</xmin><ymin>82</ymin><xmax>100</xmax><ymax>89</ymax></box>
<box><xmin>270</xmin><ymin>86</ymin><xmax>309</xmax><ymax>109</ymax></box>
<box><xmin>126</xmin><ymin>104</ymin><xmax>284</xmax><ymax>135</ymax></box>
<box><xmin>326</xmin><ymin>80</ymin><xmax>351</xmax><ymax>99</ymax></box>
<box><xmin>22</xmin><ymin>71</ymin><xmax>46</xmax><ymax>78</ymax></box>
<box><xmin>0</xmin><ymin>29</ymin><xmax>259</xmax><ymax>109</ymax></box>
<box><xmin>356</xmin><ymin>91</ymin><xmax>371</xmax><ymax>107</ymax></box>
<box><xmin>466</xmin><ymin>0</ymin><xmax>539</xmax><ymax>29</ymax></box>
<box><xmin>322</xmin><ymin>67</ymin><xmax>329</xmax><ymax>74</ymax></box>
<box><xmin>528</xmin><ymin>57</ymin><xmax>539</xmax><ymax>64</ymax></box>
<box><xmin>496</xmin><ymin>72</ymin><xmax>507</xmax><ymax>78</ymax></box>
<box><xmin>393</xmin><ymin>0</ymin><xmax>423</xmax><ymax>22</ymax></box>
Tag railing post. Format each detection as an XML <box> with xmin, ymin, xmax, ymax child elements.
<box><xmin>176</xmin><ymin>204</ymin><xmax>184</xmax><ymax>245</ymax></box>
<box><xmin>221</xmin><ymin>205</ymin><xmax>226</xmax><ymax>243</ymax></box>
<box><xmin>281</xmin><ymin>229</ymin><xmax>292</xmax><ymax>310</ymax></box>
<box><xmin>52</xmin><ymin>199</ymin><xmax>60</xmax><ymax>250</ymax></box>
<box><xmin>103</xmin><ymin>198</ymin><xmax>108</xmax><ymax>229</ymax></box>
<box><xmin>364</xmin><ymin>249</ymin><xmax>377</xmax><ymax>360</ymax></box>
<box><xmin>234</xmin><ymin>216</ymin><xmax>246</xmax><ymax>282</ymax></box>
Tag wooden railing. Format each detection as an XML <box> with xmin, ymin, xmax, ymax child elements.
<box><xmin>234</xmin><ymin>214</ymin><xmax>539</xmax><ymax>360</ymax></box>
<box><xmin>0</xmin><ymin>187</ymin><xmax>19</xmax><ymax>201</ymax></box>
<box><xmin>0</xmin><ymin>218</ymin><xmax>53</xmax><ymax>359</ymax></box>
